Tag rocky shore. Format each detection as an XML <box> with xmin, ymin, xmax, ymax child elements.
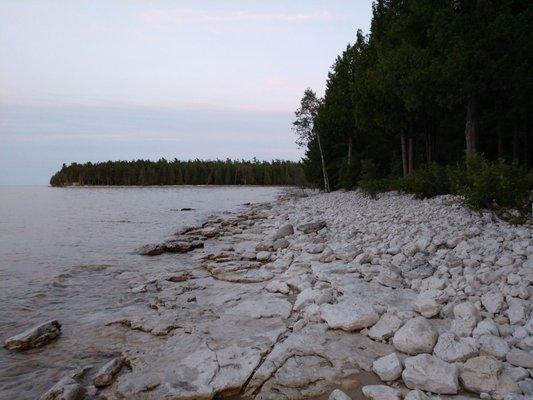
<box><xmin>8</xmin><ymin>190</ymin><xmax>532</xmax><ymax>399</ymax></box>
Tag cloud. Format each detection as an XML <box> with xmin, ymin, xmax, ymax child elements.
<box><xmin>139</xmin><ymin>9</ymin><xmax>332</xmax><ymax>25</ymax></box>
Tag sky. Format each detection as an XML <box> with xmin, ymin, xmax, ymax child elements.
<box><xmin>0</xmin><ymin>1</ymin><xmax>373</xmax><ymax>185</ymax></box>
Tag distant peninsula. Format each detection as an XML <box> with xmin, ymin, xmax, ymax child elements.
<box><xmin>49</xmin><ymin>159</ymin><xmax>305</xmax><ymax>187</ymax></box>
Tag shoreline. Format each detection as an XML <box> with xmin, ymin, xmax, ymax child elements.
<box><xmin>13</xmin><ymin>189</ymin><xmax>533</xmax><ymax>399</ymax></box>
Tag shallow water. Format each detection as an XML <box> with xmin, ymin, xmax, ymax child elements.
<box><xmin>0</xmin><ymin>185</ymin><xmax>284</xmax><ymax>399</ymax></box>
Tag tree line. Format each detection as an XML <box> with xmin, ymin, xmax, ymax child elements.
<box><xmin>294</xmin><ymin>0</ymin><xmax>531</xmax><ymax>210</ymax></box>
<box><xmin>50</xmin><ymin>159</ymin><xmax>305</xmax><ymax>187</ymax></box>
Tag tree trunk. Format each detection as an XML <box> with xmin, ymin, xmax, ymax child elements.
<box><xmin>465</xmin><ymin>95</ymin><xmax>478</xmax><ymax>153</ymax></box>
<box><xmin>347</xmin><ymin>137</ymin><xmax>353</xmax><ymax>166</ymax></box>
<box><xmin>316</xmin><ymin>132</ymin><xmax>330</xmax><ymax>192</ymax></box>
<box><xmin>408</xmin><ymin>137</ymin><xmax>414</xmax><ymax>174</ymax></box>
<box><xmin>401</xmin><ymin>134</ymin><xmax>408</xmax><ymax>177</ymax></box>
<box><xmin>512</xmin><ymin>127</ymin><xmax>519</xmax><ymax>163</ymax></box>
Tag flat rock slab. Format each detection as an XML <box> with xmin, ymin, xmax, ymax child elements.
<box><xmin>4</xmin><ymin>320</ymin><xmax>61</xmax><ymax>350</ymax></box>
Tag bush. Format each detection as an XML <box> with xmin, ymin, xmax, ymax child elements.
<box><xmin>456</xmin><ymin>154</ymin><xmax>530</xmax><ymax>210</ymax></box>
<box><xmin>400</xmin><ymin>163</ymin><xmax>451</xmax><ymax>199</ymax></box>
<box><xmin>358</xmin><ymin>159</ymin><xmax>388</xmax><ymax>198</ymax></box>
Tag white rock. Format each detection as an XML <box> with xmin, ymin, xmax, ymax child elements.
<box><xmin>506</xmin><ymin>301</ymin><xmax>525</xmax><ymax>325</ymax></box>
<box><xmin>473</xmin><ymin>319</ymin><xmax>500</xmax><ymax>338</ymax></box>
<box><xmin>256</xmin><ymin>251</ymin><xmax>271</xmax><ymax>262</ymax></box>
<box><xmin>451</xmin><ymin>302</ymin><xmax>481</xmax><ymax>337</ymax></box>
<box><xmin>93</xmin><ymin>358</ymin><xmax>123</xmax><ymax>387</ymax></box>
<box><xmin>481</xmin><ymin>292</ymin><xmax>505</xmax><ymax>314</ymax></box>
<box><xmin>433</xmin><ymin>333</ymin><xmax>478</xmax><ymax>362</ymax></box>
<box><xmin>40</xmin><ymin>376</ymin><xmax>86</xmax><ymax>400</ymax></box>
<box><xmin>372</xmin><ymin>353</ymin><xmax>402</xmax><ymax>381</ymax></box>
<box><xmin>265</xmin><ymin>281</ymin><xmax>290</xmax><ymax>294</ymax></box>
<box><xmin>404</xmin><ymin>390</ymin><xmax>429</xmax><ymax>400</ymax></box>
<box><xmin>392</xmin><ymin>317</ymin><xmax>438</xmax><ymax>355</ymax></box>
<box><xmin>402</xmin><ymin>354</ymin><xmax>459</xmax><ymax>394</ymax></box>
<box><xmin>506</xmin><ymin>348</ymin><xmax>533</xmax><ymax>368</ymax></box>
<box><xmin>459</xmin><ymin>356</ymin><xmax>501</xmax><ymax>393</ymax></box>
<box><xmin>414</xmin><ymin>297</ymin><xmax>440</xmax><ymax>318</ymax></box>
<box><xmin>321</xmin><ymin>302</ymin><xmax>379</xmax><ymax>331</ymax></box>
<box><xmin>368</xmin><ymin>313</ymin><xmax>403</xmax><ymax>341</ymax></box>
<box><xmin>329</xmin><ymin>389</ymin><xmax>352</xmax><ymax>400</ymax></box>
<box><xmin>478</xmin><ymin>334</ymin><xmax>510</xmax><ymax>360</ymax></box>
<box><xmin>362</xmin><ymin>385</ymin><xmax>401</xmax><ymax>400</ymax></box>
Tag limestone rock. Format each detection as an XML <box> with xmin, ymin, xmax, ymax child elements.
<box><xmin>329</xmin><ymin>389</ymin><xmax>352</xmax><ymax>400</ymax></box>
<box><xmin>478</xmin><ymin>334</ymin><xmax>509</xmax><ymax>360</ymax></box>
<box><xmin>321</xmin><ymin>302</ymin><xmax>379</xmax><ymax>331</ymax></box>
<box><xmin>4</xmin><ymin>320</ymin><xmax>61</xmax><ymax>350</ymax></box>
<box><xmin>414</xmin><ymin>296</ymin><xmax>440</xmax><ymax>318</ymax></box>
<box><xmin>297</xmin><ymin>221</ymin><xmax>326</xmax><ymax>234</ymax></box>
<box><xmin>137</xmin><ymin>243</ymin><xmax>165</xmax><ymax>256</ymax></box>
<box><xmin>401</xmin><ymin>258</ymin><xmax>436</xmax><ymax>280</ymax></box>
<box><xmin>451</xmin><ymin>302</ymin><xmax>481</xmax><ymax>337</ymax></box>
<box><xmin>368</xmin><ymin>313</ymin><xmax>403</xmax><ymax>341</ymax></box>
<box><xmin>273</xmin><ymin>224</ymin><xmax>294</xmax><ymax>239</ymax></box>
<box><xmin>40</xmin><ymin>377</ymin><xmax>86</xmax><ymax>400</ymax></box>
<box><xmin>459</xmin><ymin>356</ymin><xmax>501</xmax><ymax>393</ymax></box>
<box><xmin>392</xmin><ymin>317</ymin><xmax>438</xmax><ymax>354</ymax></box>
<box><xmin>256</xmin><ymin>251</ymin><xmax>271</xmax><ymax>262</ymax></box>
<box><xmin>93</xmin><ymin>357</ymin><xmax>123</xmax><ymax>388</ymax></box>
<box><xmin>404</xmin><ymin>390</ymin><xmax>429</xmax><ymax>400</ymax></box>
<box><xmin>362</xmin><ymin>385</ymin><xmax>402</xmax><ymax>400</ymax></box>
<box><xmin>372</xmin><ymin>353</ymin><xmax>402</xmax><ymax>381</ymax></box>
<box><xmin>402</xmin><ymin>354</ymin><xmax>459</xmax><ymax>394</ymax></box>
<box><xmin>481</xmin><ymin>292</ymin><xmax>505</xmax><ymax>314</ymax></box>
<box><xmin>433</xmin><ymin>333</ymin><xmax>478</xmax><ymax>362</ymax></box>
<box><xmin>506</xmin><ymin>348</ymin><xmax>533</xmax><ymax>368</ymax></box>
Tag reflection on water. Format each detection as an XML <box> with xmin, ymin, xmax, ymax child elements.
<box><xmin>0</xmin><ymin>185</ymin><xmax>283</xmax><ymax>399</ymax></box>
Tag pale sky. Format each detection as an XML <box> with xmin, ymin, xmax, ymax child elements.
<box><xmin>0</xmin><ymin>1</ymin><xmax>373</xmax><ymax>185</ymax></box>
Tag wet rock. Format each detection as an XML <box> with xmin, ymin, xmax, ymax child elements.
<box><xmin>4</xmin><ymin>320</ymin><xmax>61</xmax><ymax>350</ymax></box>
<box><xmin>368</xmin><ymin>313</ymin><xmax>403</xmax><ymax>341</ymax></box>
<box><xmin>329</xmin><ymin>389</ymin><xmax>352</xmax><ymax>400</ymax></box>
<box><xmin>402</xmin><ymin>354</ymin><xmax>459</xmax><ymax>394</ymax></box>
<box><xmin>40</xmin><ymin>376</ymin><xmax>86</xmax><ymax>400</ymax></box>
<box><xmin>392</xmin><ymin>317</ymin><xmax>438</xmax><ymax>354</ymax></box>
<box><xmin>321</xmin><ymin>302</ymin><xmax>379</xmax><ymax>331</ymax></box>
<box><xmin>372</xmin><ymin>353</ymin><xmax>402</xmax><ymax>381</ymax></box>
<box><xmin>137</xmin><ymin>243</ymin><xmax>165</xmax><ymax>256</ymax></box>
<box><xmin>273</xmin><ymin>224</ymin><xmax>294</xmax><ymax>239</ymax></box>
<box><xmin>93</xmin><ymin>357</ymin><xmax>123</xmax><ymax>388</ymax></box>
<box><xmin>459</xmin><ymin>356</ymin><xmax>501</xmax><ymax>393</ymax></box>
<box><xmin>201</xmin><ymin>226</ymin><xmax>219</xmax><ymax>238</ymax></box>
<box><xmin>433</xmin><ymin>333</ymin><xmax>478</xmax><ymax>362</ymax></box>
<box><xmin>164</xmin><ymin>240</ymin><xmax>203</xmax><ymax>253</ymax></box>
<box><xmin>506</xmin><ymin>348</ymin><xmax>533</xmax><ymax>368</ymax></box>
<box><xmin>297</xmin><ymin>220</ymin><xmax>326</xmax><ymax>234</ymax></box>
<box><xmin>362</xmin><ymin>385</ymin><xmax>402</xmax><ymax>400</ymax></box>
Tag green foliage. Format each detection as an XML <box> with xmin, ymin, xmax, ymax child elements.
<box><xmin>455</xmin><ymin>154</ymin><xmax>530</xmax><ymax>210</ymax></box>
<box><xmin>50</xmin><ymin>159</ymin><xmax>305</xmax><ymax>187</ymax></box>
<box><xmin>400</xmin><ymin>164</ymin><xmax>450</xmax><ymax>199</ymax></box>
<box><xmin>358</xmin><ymin>160</ymin><xmax>387</xmax><ymax>198</ymax></box>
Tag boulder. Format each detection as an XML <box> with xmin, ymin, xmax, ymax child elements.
<box><xmin>297</xmin><ymin>221</ymin><xmax>327</xmax><ymax>234</ymax></box>
<box><xmin>201</xmin><ymin>226</ymin><xmax>218</xmax><ymax>238</ymax></box>
<box><xmin>377</xmin><ymin>266</ymin><xmax>403</xmax><ymax>288</ymax></box>
<box><xmin>256</xmin><ymin>251</ymin><xmax>271</xmax><ymax>262</ymax></box>
<box><xmin>368</xmin><ymin>313</ymin><xmax>403</xmax><ymax>341</ymax></box>
<box><xmin>414</xmin><ymin>296</ymin><xmax>440</xmax><ymax>318</ymax></box>
<box><xmin>40</xmin><ymin>376</ymin><xmax>86</xmax><ymax>400</ymax></box>
<box><xmin>362</xmin><ymin>385</ymin><xmax>402</xmax><ymax>400</ymax></box>
<box><xmin>273</xmin><ymin>238</ymin><xmax>290</xmax><ymax>251</ymax></box>
<box><xmin>4</xmin><ymin>320</ymin><xmax>61</xmax><ymax>350</ymax></box>
<box><xmin>256</xmin><ymin>240</ymin><xmax>274</xmax><ymax>252</ymax></box>
<box><xmin>372</xmin><ymin>353</ymin><xmax>402</xmax><ymax>381</ymax></box>
<box><xmin>137</xmin><ymin>243</ymin><xmax>165</xmax><ymax>256</ymax></box>
<box><xmin>402</xmin><ymin>354</ymin><xmax>459</xmax><ymax>394</ymax></box>
<box><xmin>433</xmin><ymin>333</ymin><xmax>478</xmax><ymax>362</ymax></box>
<box><xmin>392</xmin><ymin>317</ymin><xmax>438</xmax><ymax>354</ymax></box>
<box><xmin>506</xmin><ymin>348</ymin><xmax>533</xmax><ymax>368</ymax></box>
<box><xmin>459</xmin><ymin>356</ymin><xmax>501</xmax><ymax>393</ymax></box>
<box><xmin>93</xmin><ymin>357</ymin><xmax>123</xmax><ymax>387</ymax></box>
<box><xmin>164</xmin><ymin>240</ymin><xmax>203</xmax><ymax>253</ymax></box>
<box><xmin>321</xmin><ymin>302</ymin><xmax>379</xmax><ymax>331</ymax></box>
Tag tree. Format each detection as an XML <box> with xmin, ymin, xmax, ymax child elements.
<box><xmin>293</xmin><ymin>88</ymin><xmax>330</xmax><ymax>192</ymax></box>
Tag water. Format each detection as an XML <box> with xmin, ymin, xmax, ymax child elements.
<box><xmin>0</xmin><ymin>185</ymin><xmax>283</xmax><ymax>399</ymax></box>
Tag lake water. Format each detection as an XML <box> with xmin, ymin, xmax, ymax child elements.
<box><xmin>0</xmin><ymin>186</ymin><xmax>284</xmax><ymax>399</ymax></box>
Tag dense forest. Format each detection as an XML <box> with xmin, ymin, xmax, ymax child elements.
<box><xmin>49</xmin><ymin>159</ymin><xmax>305</xmax><ymax>187</ymax></box>
<box><xmin>295</xmin><ymin>0</ymin><xmax>531</xmax><ymax>212</ymax></box>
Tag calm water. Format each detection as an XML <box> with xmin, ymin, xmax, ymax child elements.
<box><xmin>0</xmin><ymin>185</ymin><xmax>283</xmax><ymax>399</ymax></box>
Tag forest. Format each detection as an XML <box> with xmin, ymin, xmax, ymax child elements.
<box><xmin>294</xmin><ymin>0</ymin><xmax>531</xmax><ymax>212</ymax></box>
<box><xmin>49</xmin><ymin>159</ymin><xmax>305</xmax><ymax>187</ymax></box>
